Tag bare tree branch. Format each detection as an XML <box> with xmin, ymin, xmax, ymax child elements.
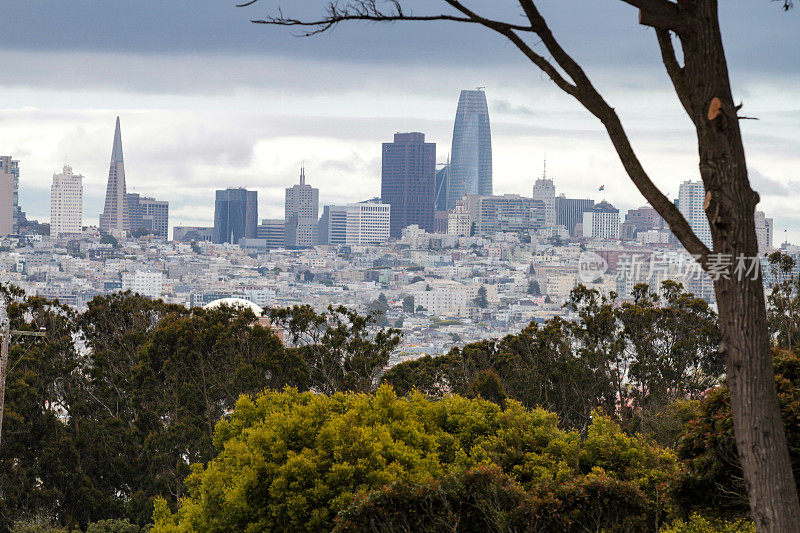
<box><xmin>244</xmin><ymin>0</ymin><xmax>537</xmax><ymax>37</ymax></box>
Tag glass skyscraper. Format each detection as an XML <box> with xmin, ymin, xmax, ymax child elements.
<box><xmin>213</xmin><ymin>187</ymin><xmax>258</xmax><ymax>244</ymax></box>
<box><xmin>447</xmin><ymin>89</ymin><xmax>492</xmax><ymax>209</ymax></box>
<box><xmin>381</xmin><ymin>132</ymin><xmax>436</xmax><ymax>237</ymax></box>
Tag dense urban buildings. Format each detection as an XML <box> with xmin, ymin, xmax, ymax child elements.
<box><xmin>0</xmin><ymin>155</ymin><xmax>25</xmax><ymax>232</ymax></box>
<box><xmin>0</xmin><ymin>156</ymin><xmax>17</xmax><ymax>235</ymax></box>
<box><xmin>50</xmin><ymin>165</ymin><xmax>84</xmax><ymax>237</ymax></box>
<box><xmin>284</xmin><ymin>167</ymin><xmax>319</xmax><ymax>248</ymax></box>
<box><xmin>447</xmin><ymin>89</ymin><xmax>493</xmax><ymax>209</ymax></box>
<box><xmin>213</xmin><ymin>187</ymin><xmax>258</xmax><ymax>244</ymax></box>
<box><xmin>99</xmin><ymin>117</ymin><xmax>129</xmax><ymax>238</ymax></box>
<box><xmin>381</xmin><ymin>132</ymin><xmax>436</xmax><ymax>237</ymax></box>
<box><xmin>678</xmin><ymin>179</ymin><xmax>712</xmax><ymax>248</ymax></box>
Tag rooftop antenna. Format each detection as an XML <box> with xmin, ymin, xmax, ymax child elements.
<box><xmin>476</xmin><ymin>86</ymin><xmax>485</xmax><ymax>91</ymax></box>
<box><xmin>300</xmin><ymin>162</ymin><xmax>305</xmax><ymax>185</ymax></box>
<box><xmin>542</xmin><ymin>154</ymin><xmax>547</xmax><ymax>179</ymax></box>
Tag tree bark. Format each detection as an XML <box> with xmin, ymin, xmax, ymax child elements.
<box><xmin>675</xmin><ymin>1</ymin><xmax>800</xmax><ymax>529</ymax></box>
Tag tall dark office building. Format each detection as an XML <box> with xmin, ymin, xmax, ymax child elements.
<box><xmin>447</xmin><ymin>89</ymin><xmax>492</xmax><ymax>209</ymax></box>
<box><xmin>213</xmin><ymin>188</ymin><xmax>257</xmax><ymax>244</ymax></box>
<box><xmin>555</xmin><ymin>195</ymin><xmax>594</xmax><ymax>237</ymax></box>
<box><xmin>381</xmin><ymin>132</ymin><xmax>435</xmax><ymax>237</ymax></box>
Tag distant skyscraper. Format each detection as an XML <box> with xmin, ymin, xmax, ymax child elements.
<box><xmin>0</xmin><ymin>156</ymin><xmax>25</xmax><ymax>232</ymax></box>
<box><xmin>533</xmin><ymin>173</ymin><xmax>556</xmax><ymax>227</ymax></box>
<box><xmin>285</xmin><ymin>167</ymin><xmax>319</xmax><ymax>248</ymax></box>
<box><xmin>555</xmin><ymin>195</ymin><xmax>594</xmax><ymax>237</ymax></box>
<box><xmin>754</xmin><ymin>210</ymin><xmax>774</xmax><ymax>255</ymax></box>
<box><xmin>381</xmin><ymin>132</ymin><xmax>436</xmax><ymax>237</ymax></box>
<box><xmin>50</xmin><ymin>165</ymin><xmax>83</xmax><ymax>237</ymax></box>
<box><xmin>0</xmin><ymin>156</ymin><xmax>15</xmax><ymax>235</ymax></box>
<box><xmin>448</xmin><ymin>89</ymin><xmax>492</xmax><ymax>209</ymax></box>
<box><xmin>678</xmin><ymin>180</ymin><xmax>712</xmax><ymax>248</ymax></box>
<box><xmin>435</xmin><ymin>163</ymin><xmax>449</xmax><ymax>212</ymax></box>
<box><xmin>213</xmin><ymin>187</ymin><xmax>258</xmax><ymax>244</ymax></box>
<box><xmin>99</xmin><ymin>117</ymin><xmax>129</xmax><ymax>238</ymax></box>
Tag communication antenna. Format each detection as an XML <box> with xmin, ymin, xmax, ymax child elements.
<box><xmin>476</xmin><ymin>86</ymin><xmax>485</xmax><ymax>91</ymax></box>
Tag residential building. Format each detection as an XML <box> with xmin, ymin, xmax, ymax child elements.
<box><xmin>582</xmin><ymin>200</ymin><xmax>620</xmax><ymax>239</ymax></box>
<box><xmin>50</xmin><ymin>165</ymin><xmax>83</xmax><ymax>237</ymax></box>
<box><xmin>213</xmin><ymin>187</ymin><xmax>258</xmax><ymax>244</ymax></box>
<box><xmin>285</xmin><ymin>167</ymin><xmax>319</xmax><ymax>248</ymax></box>
<box><xmin>678</xmin><ymin>180</ymin><xmax>712</xmax><ymax>248</ymax></box>
<box><xmin>447</xmin><ymin>201</ymin><xmax>471</xmax><ymax>236</ymax></box>
<box><xmin>121</xmin><ymin>270</ymin><xmax>163</xmax><ymax>299</ymax></box>
<box><xmin>381</xmin><ymin>132</ymin><xmax>435</xmax><ymax>236</ymax></box>
<box><xmin>99</xmin><ymin>117</ymin><xmax>129</xmax><ymax>238</ymax></box>
<box><xmin>448</xmin><ymin>89</ymin><xmax>492</xmax><ymax>208</ymax></box>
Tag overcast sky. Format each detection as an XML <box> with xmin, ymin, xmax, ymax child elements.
<box><xmin>1</xmin><ymin>1</ymin><xmax>799</xmax><ymax>242</ymax></box>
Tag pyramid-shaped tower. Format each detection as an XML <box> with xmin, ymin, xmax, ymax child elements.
<box><xmin>99</xmin><ymin>117</ymin><xmax>129</xmax><ymax>237</ymax></box>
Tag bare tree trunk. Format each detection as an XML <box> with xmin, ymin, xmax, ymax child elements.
<box><xmin>677</xmin><ymin>1</ymin><xmax>800</xmax><ymax>529</ymax></box>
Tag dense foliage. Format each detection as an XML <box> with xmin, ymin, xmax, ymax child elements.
<box><xmin>0</xmin><ymin>289</ymin><xmax>397</xmax><ymax>531</ymax></box>
<box><xmin>383</xmin><ymin>282</ymin><xmax>722</xmax><ymax>439</ymax></box>
<box><xmin>152</xmin><ymin>386</ymin><xmax>677</xmax><ymax>532</ymax></box>
<box><xmin>674</xmin><ymin>349</ymin><xmax>800</xmax><ymax>516</ymax></box>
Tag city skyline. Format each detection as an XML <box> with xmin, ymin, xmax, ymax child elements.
<box><xmin>1</xmin><ymin>1</ymin><xmax>799</xmax><ymax>243</ymax></box>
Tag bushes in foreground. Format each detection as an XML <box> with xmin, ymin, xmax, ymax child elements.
<box><xmin>152</xmin><ymin>386</ymin><xmax>677</xmax><ymax>532</ymax></box>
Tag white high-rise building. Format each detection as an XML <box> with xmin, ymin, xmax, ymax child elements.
<box><xmin>285</xmin><ymin>167</ymin><xmax>319</xmax><ymax>248</ymax></box>
<box><xmin>50</xmin><ymin>165</ymin><xmax>84</xmax><ymax>237</ymax></box>
<box><xmin>345</xmin><ymin>201</ymin><xmax>390</xmax><ymax>245</ymax></box>
<box><xmin>320</xmin><ymin>200</ymin><xmax>390</xmax><ymax>245</ymax></box>
<box><xmin>582</xmin><ymin>200</ymin><xmax>620</xmax><ymax>239</ymax></box>
<box><xmin>533</xmin><ymin>177</ymin><xmax>556</xmax><ymax>227</ymax></box>
<box><xmin>447</xmin><ymin>201</ymin><xmax>471</xmax><ymax>237</ymax></box>
<box><xmin>754</xmin><ymin>210</ymin><xmax>774</xmax><ymax>255</ymax></box>
<box><xmin>678</xmin><ymin>180</ymin><xmax>712</xmax><ymax>248</ymax></box>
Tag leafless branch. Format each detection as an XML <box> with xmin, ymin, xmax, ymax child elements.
<box><xmin>244</xmin><ymin>0</ymin><xmax>537</xmax><ymax>37</ymax></box>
